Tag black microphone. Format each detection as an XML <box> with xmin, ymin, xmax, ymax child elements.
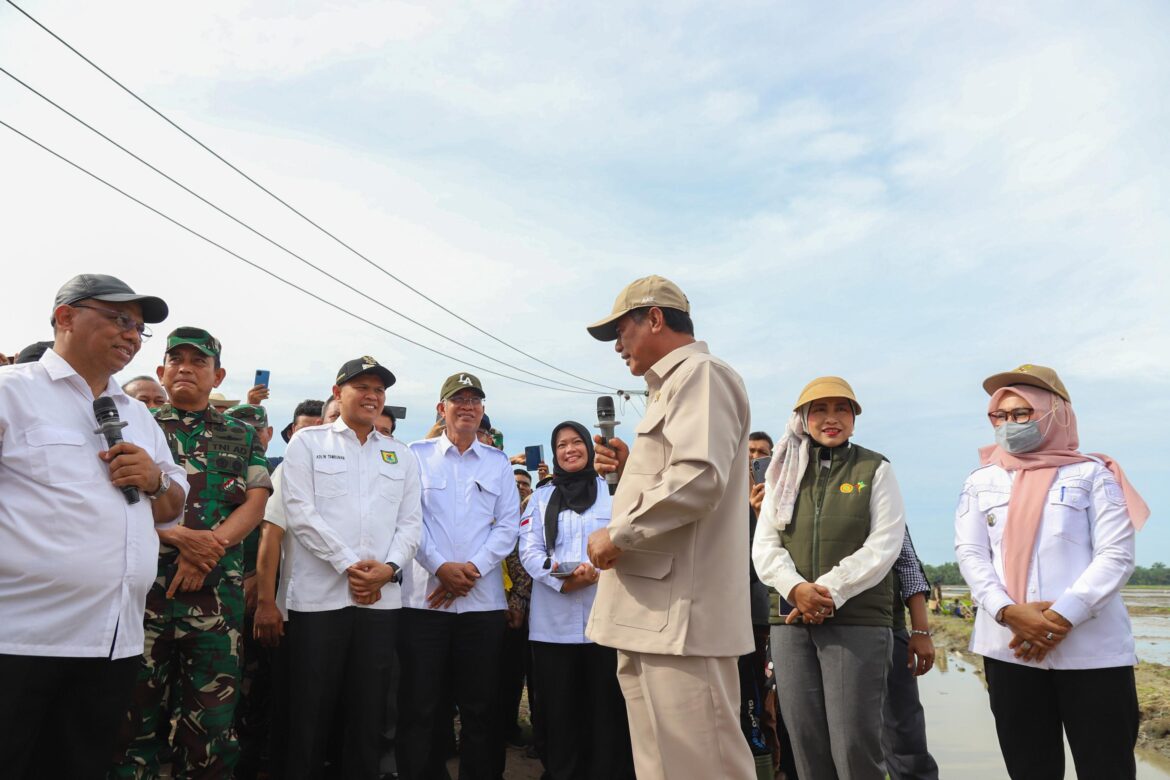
<box><xmin>93</xmin><ymin>397</ymin><xmax>140</xmax><ymax>505</ymax></box>
<box><xmin>595</xmin><ymin>396</ymin><xmax>621</xmax><ymax>496</ymax></box>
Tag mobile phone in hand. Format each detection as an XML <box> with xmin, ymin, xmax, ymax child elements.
<box><xmin>525</xmin><ymin>445</ymin><xmax>544</xmax><ymax>471</ymax></box>
<box><xmin>254</xmin><ymin>369</ymin><xmax>271</xmax><ymax>388</ymax></box>
<box><xmin>751</xmin><ymin>455</ymin><xmax>771</xmax><ymax>485</ymax></box>
<box><xmin>551</xmin><ymin>561</ymin><xmax>582</xmax><ymax>579</ymax></box>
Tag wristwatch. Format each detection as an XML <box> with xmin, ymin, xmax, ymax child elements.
<box><xmin>147</xmin><ymin>470</ymin><xmax>171</xmax><ymax>501</ymax></box>
<box><xmin>388</xmin><ymin>562</ymin><xmax>402</xmax><ymax>584</ymax></box>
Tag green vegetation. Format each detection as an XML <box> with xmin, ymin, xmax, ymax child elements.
<box><xmin>924</xmin><ymin>561</ymin><xmax>1170</xmax><ymax>587</ymax></box>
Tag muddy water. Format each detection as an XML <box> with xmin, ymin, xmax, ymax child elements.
<box><xmin>920</xmin><ymin>651</ymin><xmax>1170</xmax><ymax>778</ymax></box>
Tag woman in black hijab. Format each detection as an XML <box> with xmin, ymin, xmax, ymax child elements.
<box><xmin>519</xmin><ymin>421</ymin><xmax>635</xmax><ymax>780</ymax></box>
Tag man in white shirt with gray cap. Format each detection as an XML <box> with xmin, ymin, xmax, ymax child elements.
<box><xmin>0</xmin><ymin>274</ymin><xmax>188</xmax><ymax>780</ymax></box>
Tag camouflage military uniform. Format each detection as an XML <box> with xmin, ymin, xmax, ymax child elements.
<box><xmin>113</xmin><ymin>333</ymin><xmax>272</xmax><ymax>780</ymax></box>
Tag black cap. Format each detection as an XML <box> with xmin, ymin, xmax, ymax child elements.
<box><xmin>335</xmin><ymin>356</ymin><xmax>396</xmax><ymax>389</ymax></box>
<box><xmin>479</xmin><ymin>413</ymin><xmax>492</xmax><ymax>432</ymax></box>
<box><xmin>54</xmin><ymin>274</ymin><xmax>168</xmax><ymax>323</ymax></box>
<box><xmin>15</xmin><ymin>340</ymin><xmax>53</xmax><ymax>364</ymax></box>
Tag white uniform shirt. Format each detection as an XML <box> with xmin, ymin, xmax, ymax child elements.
<box><xmin>955</xmin><ymin>460</ymin><xmax>1136</xmax><ymax>670</ymax></box>
<box><xmin>403</xmin><ymin>434</ymin><xmax>520</xmax><ymax>613</ymax></box>
<box><xmin>520</xmin><ymin>478</ymin><xmax>610</xmax><ymax>643</ymax></box>
<box><xmin>281</xmin><ymin>419</ymin><xmax>422</xmax><ymax>612</ymax></box>
<box><xmin>753</xmin><ymin>457</ymin><xmax>906</xmax><ymax>610</ymax></box>
<box><xmin>0</xmin><ymin>350</ymin><xmax>188</xmax><ymax>659</ymax></box>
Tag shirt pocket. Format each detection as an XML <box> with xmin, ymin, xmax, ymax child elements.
<box><xmin>378</xmin><ymin>463</ymin><xmax>405</xmax><ymax>503</ymax></box>
<box><xmin>976</xmin><ymin>489</ymin><xmax>1011</xmax><ymax>549</ymax></box>
<box><xmin>611</xmin><ymin>549</ymin><xmax>673</xmax><ymax>631</ymax></box>
<box><xmin>1047</xmin><ymin>480</ymin><xmax>1092</xmax><ymax>543</ymax></box>
<box><xmin>313</xmin><ymin>458</ymin><xmax>348</xmax><ymax>499</ymax></box>
<box><xmin>625</xmin><ymin>405</ymin><xmax>667</xmax><ymax>475</ymax></box>
<box><xmin>473</xmin><ymin>478</ymin><xmax>500</xmax><ymax>519</ymax></box>
<box><xmin>26</xmin><ymin>425</ymin><xmax>98</xmax><ymax>484</ymax></box>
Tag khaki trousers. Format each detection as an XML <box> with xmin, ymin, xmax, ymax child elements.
<box><xmin>616</xmin><ymin>650</ymin><xmax>756</xmax><ymax>780</ymax></box>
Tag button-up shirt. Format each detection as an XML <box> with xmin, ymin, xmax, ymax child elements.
<box><xmin>404</xmin><ymin>434</ymin><xmax>520</xmax><ymax>613</ymax></box>
<box><xmin>520</xmin><ymin>478</ymin><xmax>611</xmax><ymax>643</ymax></box>
<box><xmin>955</xmin><ymin>460</ymin><xmax>1136</xmax><ymax>670</ymax></box>
<box><xmin>0</xmin><ymin>350</ymin><xmax>188</xmax><ymax>659</ymax></box>
<box><xmin>281</xmin><ymin>419</ymin><xmax>422</xmax><ymax>612</ymax></box>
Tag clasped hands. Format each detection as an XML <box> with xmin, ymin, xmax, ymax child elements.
<box><xmin>166</xmin><ymin>526</ymin><xmax>230</xmax><ymax>598</ymax></box>
<box><xmin>426</xmin><ymin>561</ymin><xmax>481</xmax><ymax>609</ymax></box>
<box><xmin>1001</xmin><ymin>601</ymin><xmax>1072</xmax><ymax>663</ymax></box>
<box><xmin>347</xmin><ymin>560</ymin><xmax>399</xmax><ymax>606</ymax></box>
<box><xmin>786</xmin><ymin>582</ymin><xmax>836</xmax><ymax>625</ymax></box>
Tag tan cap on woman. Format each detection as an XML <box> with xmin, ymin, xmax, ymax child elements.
<box><xmin>982</xmin><ymin>363</ymin><xmax>1070</xmax><ymax>402</ymax></box>
<box><xmin>793</xmin><ymin>376</ymin><xmax>861</xmax><ymax>414</ymax></box>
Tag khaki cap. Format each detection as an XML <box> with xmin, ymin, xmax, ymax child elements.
<box><xmin>793</xmin><ymin>376</ymin><xmax>862</xmax><ymax>414</ymax></box>
<box><xmin>439</xmin><ymin>371</ymin><xmax>486</xmax><ymax>401</ymax></box>
<box><xmin>586</xmin><ymin>275</ymin><xmax>690</xmax><ymax>341</ymax></box>
<box><xmin>982</xmin><ymin>363</ymin><xmax>1070</xmax><ymax>402</ymax></box>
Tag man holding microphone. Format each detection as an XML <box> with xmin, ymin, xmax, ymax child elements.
<box><xmin>0</xmin><ymin>274</ymin><xmax>187</xmax><ymax>779</ymax></box>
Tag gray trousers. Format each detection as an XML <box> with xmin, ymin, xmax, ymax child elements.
<box><xmin>882</xmin><ymin>628</ymin><xmax>939</xmax><ymax>780</ymax></box>
<box><xmin>772</xmin><ymin>623</ymin><xmax>892</xmax><ymax>780</ymax></box>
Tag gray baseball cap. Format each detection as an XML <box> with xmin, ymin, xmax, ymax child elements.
<box><xmin>54</xmin><ymin>274</ymin><xmax>168</xmax><ymax>323</ymax></box>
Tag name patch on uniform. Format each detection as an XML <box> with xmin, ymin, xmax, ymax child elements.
<box><xmin>315</xmin><ymin>454</ymin><xmax>345</xmax><ymax>460</ymax></box>
<box><xmin>381</xmin><ymin>450</ymin><xmax>398</xmax><ymax>464</ymax></box>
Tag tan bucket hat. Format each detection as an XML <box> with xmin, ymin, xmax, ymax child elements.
<box><xmin>793</xmin><ymin>376</ymin><xmax>861</xmax><ymax>414</ymax></box>
<box><xmin>586</xmin><ymin>275</ymin><xmax>690</xmax><ymax>341</ymax></box>
<box><xmin>982</xmin><ymin>363</ymin><xmax>1070</xmax><ymax>402</ymax></box>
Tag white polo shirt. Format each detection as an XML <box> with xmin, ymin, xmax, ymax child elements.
<box><xmin>281</xmin><ymin>419</ymin><xmax>422</xmax><ymax>612</ymax></box>
<box><xmin>955</xmin><ymin>460</ymin><xmax>1137</xmax><ymax>670</ymax></box>
<box><xmin>520</xmin><ymin>478</ymin><xmax>611</xmax><ymax>643</ymax></box>
<box><xmin>0</xmin><ymin>350</ymin><xmax>188</xmax><ymax>659</ymax></box>
<box><xmin>403</xmin><ymin>434</ymin><xmax>520</xmax><ymax>613</ymax></box>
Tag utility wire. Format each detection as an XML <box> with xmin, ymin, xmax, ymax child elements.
<box><xmin>0</xmin><ymin>117</ymin><xmax>602</xmax><ymax>395</ymax></box>
<box><xmin>0</xmin><ymin>65</ymin><xmax>602</xmax><ymax>394</ymax></box>
<box><xmin>5</xmin><ymin>0</ymin><xmax>615</xmax><ymax>393</ymax></box>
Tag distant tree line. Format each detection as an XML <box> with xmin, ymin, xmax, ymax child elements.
<box><xmin>924</xmin><ymin>561</ymin><xmax>1170</xmax><ymax>587</ymax></box>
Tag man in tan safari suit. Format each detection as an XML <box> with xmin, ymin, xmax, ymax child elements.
<box><xmin>585</xmin><ymin>275</ymin><xmax>756</xmax><ymax>780</ymax></box>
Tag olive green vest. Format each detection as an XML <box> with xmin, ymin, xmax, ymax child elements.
<box><xmin>780</xmin><ymin>442</ymin><xmax>893</xmax><ymax>627</ymax></box>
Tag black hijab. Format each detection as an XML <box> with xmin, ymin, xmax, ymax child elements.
<box><xmin>542</xmin><ymin>421</ymin><xmax>598</xmax><ymax>569</ymax></box>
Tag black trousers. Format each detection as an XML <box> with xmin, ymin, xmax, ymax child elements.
<box><xmin>883</xmin><ymin>629</ymin><xmax>938</xmax><ymax>780</ymax></box>
<box><xmin>490</xmin><ymin>619</ymin><xmax>529</xmax><ymax>778</ymax></box>
<box><xmin>983</xmin><ymin>656</ymin><xmax>1139</xmax><ymax>780</ymax></box>
<box><xmin>0</xmin><ymin>652</ymin><xmax>139</xmax><ymax>779</ymax></box>
<box><xmin>285</xmin><ymin>607</ymin><xmax>399</xmax><ymax>780</ymax></box>
<box><xmin>531</xmin><ymin>641</ymin><xmax>635</xmax><ymax>780</ymax></box>
<box><xmin>397</xmin><ymin>608</ymin><xmax>506</xmax><ymax>780</ymax></box>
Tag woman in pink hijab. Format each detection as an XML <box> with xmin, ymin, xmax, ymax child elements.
<box><xmin>954</xmin><ymin>364</ymin><xmax>1150</xmax><ymax>780</ymax></box>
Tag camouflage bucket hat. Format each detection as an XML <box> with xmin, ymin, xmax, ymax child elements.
<box><xmin>166</xmin><ymin>326</ymin><xmax>222</xmax><ymax>358</ymax></box>
<box><xmin>224</xmin><ymin>403</ymin><xmax>269</xmax><ymax>428</ymax></box>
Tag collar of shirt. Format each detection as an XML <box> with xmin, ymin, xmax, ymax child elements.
<box><xmin>329</xmin><ymin>416</ymin><xmax>390</xmax><ymax>444</ymax></box>
<box><xmin>154</xmin><ymin>403</ymin><xmax>228</xmax><ymax>426</ymax></box>
<box><xmin>40</xmin><ymin>347</ymin><xmax>127</xmax><ymax>401</ymax></box>
<box><xmin>436</xmin><ymin>431</ymin><xmax>484</xmax><ymax>459</ymax></box>
<box><xmin>645</xmin><ymin>340</ymin><xmax>709</xmax><ymax>391</ymax></box>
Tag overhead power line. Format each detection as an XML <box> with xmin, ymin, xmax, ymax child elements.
<box><xmin>5</xmin><ymin>0</ymin><xmax>615</xmax><ymax>393</ymax></box>
<box><xmin>0</xmin><ymin>64</ymin><xmax>601</xmax><ymax>394</ymax></box>
<box><xmin>0</xmin><ymin>118</ymin><xmax>603</xmax><ymax>395</ymax></box>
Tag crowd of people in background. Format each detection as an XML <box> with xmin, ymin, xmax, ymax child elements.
<box><xmin>0</xmin><ymin>272</ymin><xmax>1149</xmax><ymax>780</ymax></box>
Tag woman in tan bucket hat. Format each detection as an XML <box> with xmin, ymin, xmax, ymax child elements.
<box><xmin>751</xmin><ymin>377</ymin><xmax>906</xmax><ymax>780</ymax></box>
<box><xmin>955</xmin><ymin>364</ymin><xmax>1149</xmax><ymax>779</ymax></box>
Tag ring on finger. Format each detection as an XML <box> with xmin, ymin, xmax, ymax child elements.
<box><xmin>1045</xmin><ymin>631</ymin><xmax>1054</xmax><ymax>641</ymax></box>
<box><xmin>1021</xmin><ymin>640</ymin><xmax>1032</xmax><ymax>649</ymax></box>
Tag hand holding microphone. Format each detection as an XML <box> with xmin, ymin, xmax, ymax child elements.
<box><xmin>94</xmin><ymin>397</ymin><xmax>160</xmax><ymax>504</ymax></box>
<box><xmin>594</xmin><ymin>396</ymin><xmax>626</xmax><ymax>495</ymax></box>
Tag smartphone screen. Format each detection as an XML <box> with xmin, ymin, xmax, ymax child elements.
<box><xmin>254</xmin><ymin>369</ymin><xmax>271</xmax><ymax>388</ymax></box>
<box><xmin>751</xmin><ymin>455</ymin><xmax>771</xmax><ymax>485</ymax></box>
<box><xmin>525</xmin><ymin>445</ymin><xmax>544</xmax><ymax>471</ymax></box>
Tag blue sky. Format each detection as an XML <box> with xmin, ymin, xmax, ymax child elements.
<box><xmin>2</xmin><ymin>1</ymin><xmax>1167</xmax><ymax>564</ymax></box>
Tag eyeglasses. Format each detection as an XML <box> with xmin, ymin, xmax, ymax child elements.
<box><xmin>446</xmin><ymin>394</ymin><xmax>484</xmax><ymax>407</ymax></box>
<box><xmin>71</xmin><ymin>304</ymin><xmax>152</xmax><ymax>339</ymax></box>
<box><xmin>987</xmin><ymin>408</ymin><xmax>1034</xmax><ymax>424</ymax></box>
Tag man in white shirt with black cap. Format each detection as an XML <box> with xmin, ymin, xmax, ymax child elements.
<box><xmin>280</xmin><ymin>355</ymin><xmax>422</xmax><ymax>780</ymax></box>
<box><xmin>396</xmin><ymin>371</ymin><xmax>520</xmax><ymax>780</ymax></box>
<box><xmin>0</xmin><ymin>273</ymin><xmax>188</xmax><ymax>780</ymax></box>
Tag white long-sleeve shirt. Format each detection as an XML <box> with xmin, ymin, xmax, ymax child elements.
<box><xmin>403</xmin><ymin>434</ymin><xmax>520</xmax><ymax>613</ymax></box>
<box><xmin>0</xmin><ymin>350</ymin><xmax>188</xmax><ymax>659</ymax></box>
<box><xmin>281</xmin><ymin>419</ymin><xmax>422</xmax><ymax>612</ymax></box>
<box><xmin>752</xmin><ymin>457</ymin><xmax>905</xmax><ymax>610</ymax></box>
<box><xmin>955</xmin><ymin>460</ymin><xmax>1136</xmax><ymax>669</ymax></box>
<box><xmin>520</xmin><ymin>478</ymin><xmax>610</xmax><ymax>643</ymax></box>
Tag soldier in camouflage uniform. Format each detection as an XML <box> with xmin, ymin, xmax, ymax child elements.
<box><xmin>112</xmin><ymin>327</ymin><xmax>272</xmax><ymax>780</ymax></box>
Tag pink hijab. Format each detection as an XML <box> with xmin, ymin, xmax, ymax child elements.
<box><xmin>979</xmin><ymin>384</ymin><xmax>1150</xmax><ymax>603</ymax></box>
